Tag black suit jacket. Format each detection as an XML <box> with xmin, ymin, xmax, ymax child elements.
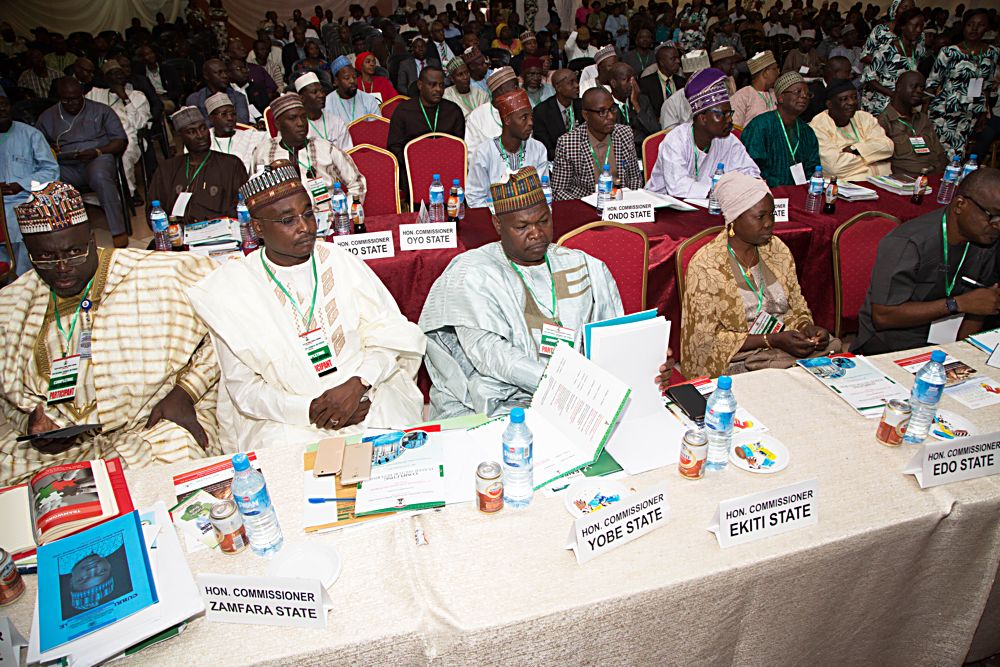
<box><xmin>282</xmin><ymin>42</ymin><xmax>305</xmax><ymax>77</ymax></box>
<box><xmin>638</xmin><ymin>71</ymin><xmax>685</xmax><ymax>120</ymax></box>
<box><xmin>128</xmin><ymin>74</ymin><xmax>163</xmax><ymax>121</ymax></box>
<box><xmin>532</xmin><ymin>96</ymin><xmax>583</xmax><ymax>160</ymax></box>
<box><xmin>137</xmin><ymin>62</ymin><xmax>183</xmax><ymax>103</ymax></box>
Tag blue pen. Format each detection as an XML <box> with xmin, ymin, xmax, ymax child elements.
<box><xmin>307</xmin><ymin>497</ymin><xmax>355</xmax><ymax>503</ymax></box>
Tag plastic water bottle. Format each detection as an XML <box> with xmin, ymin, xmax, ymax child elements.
<box><xmin>596</xmin><ymin>164</ymin><xmax>613</xmax><ymax>215</ymax></box>
<box><xmin>230</xmin><ymin>453</ymin><xmax>283</xmax><ymax>556</ymax></box>
<box><xmin>903</xmin><ymin>350</ymin><xmax>948</xmax><ymax>445</ymax></box>
<box><xmin>453</xmin><ymin>178</ymin><xmax>466</xmax><ymax>221</ymax></box>
<box><xmin>331</xmin><ymin>182</ymin><xmax>351</xmax><ymax>235</ymax></box>
<box><xmin>236</xmin><ymin>193</ymin><xmax>259</xmax><ymax>252</ymax></box>
<box><xmin>150</xmin><ymin>201</ymin><xmax>170</xmax><ymax>251</ymax></box>
<box><xmin>959</xmin><ymin>153</ymin><xmax>978</xmax><ymax>183</ymax></box>
<box><xmin>704</xmin><ymin>376</ymin><xmax>737</xmax><ymax>471</ymax></box>
<box><xmin>429</xmin><ymin>174</ymin><xmax>446</xmax><ymax>222</ymax></box>
<box><xmin>805</xmin><ymin>166</ymin><xmax>824</xmax><ymax>214</ymax></box>
<box><xmin>350</xmin><ymin>196</ymin><xmax>366</xmax><ymax>233</ymax></box>
<box><xmin>541</xmin><ymin>174</ymin><xmax>553</xmax><ymax>207</ymax></box>
<box><xmin>936</xmin><ymin>156</ymin><xmax>961</xmax><ymax>204</ymax></box>
<box><xmin>707</xmin><ymin>163</ymin><xmax>725</xmax><ymax>215</ymax></box>
<box><xmin>501</xmin><ymin>407</ymin><xmax>534</xmax><ymax>509</ymax></box>
<box><xmin>447</xmin><ymin>182</ymin><xmax>460</xmax><ymax>222</ymax></box>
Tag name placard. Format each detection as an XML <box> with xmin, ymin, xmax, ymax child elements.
<box><xmin>903</xmin><ymin>432</ymin><xmax>1000</xmax><ymax>488</ymax></box>
<box><xmin>565</xmin><ymin>484</ymin><xmax>669</xmax><ymax>564</ymax></box>
<box><xmin>398</xmin><ymin>222</ymin><xmax>457</xmax><ymax>251</ymax></box>
<box><xmin>331</xmin><ymin>231</ymin><xmax>395</xmax><ymax>260</ymax></box>
<box><xmin>0</xmin><ymin>616</ymin><xmax>28</xmax><ymax>667</ymax></box>
<box><xmin>197</xmin><ymin>574</ymin><xmax>330</xmax><ymax>629</ymax></box>
<box><xmin>773</xmin><ymin>198</ymin><xmax>789</xmax><ymax>222</ymax></box>
<box><xmin>602</xmin><ymin>201</ymin><xmax>655</xmax><ymax>224</ymax></box>
<box><xmin>709</xmin><ymin>479</ymin><xmax>818</xmax><ymax>548</ymax></box>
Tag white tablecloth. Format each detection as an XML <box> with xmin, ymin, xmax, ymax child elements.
<box><xmin>7</xmin><ymin>342</ymin><xmax>1000</xmax><ymax>665</ymax></box>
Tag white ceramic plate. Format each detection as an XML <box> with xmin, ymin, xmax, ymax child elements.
<box><xmin>563</xmin><ymin>478</ymin><xmax>631</xmax><ymax>518</ymax></box>
<box><xmin>930</xmin><ymin>410</ymin><xmax>977</xmax><ymax>441</ymax></box>
<box><xmin>267</xmin><ymin>542</ymin><xmax>342</xmax><ymax>589</ymax></box>
<box><xmin>729</xmin><ymin>433</ymin><xmax>790</xmax><ymax>474</ymax></box>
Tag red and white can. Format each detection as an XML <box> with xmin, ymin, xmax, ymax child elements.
<box><xmin>0</xmin><ymin>547</ymin><xmax>25</xmax><ymax>606</ymax></box>
<box><xmin>678</xmin><ymin>429</ymin><xmax>709</xmax><ymax>479</ymax></box>
<box><xmin>210</xmin><ymin>499</ymin><xmax>248</xmax><ymax>554</ymax></box>
<box><xmin>476</xmin><ymin>461</ymin><xmax>504</xmax><ymax>513</ymax></box>
<box><xmin>876</xmin><ymin>399</ymin><xmax>911</xmax><ymax>447</ymax></box>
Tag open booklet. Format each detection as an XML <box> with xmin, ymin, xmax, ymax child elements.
<box><xmin>0</xmin><ymin>459</ymin><xmax>134</xmax><ymax>558</ymax></box>
<box><xmin>797</xmin><ymin>353</ymin><xmax>908</xmax><ymax>417</ymax></box>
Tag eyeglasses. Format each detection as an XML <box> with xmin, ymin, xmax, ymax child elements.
<box><xmin>29</xmin><ymin>243</ymin><xmax>92</xmax><ymax>269</ymax></box>
<box><xmin>961</xmin><ymin>195</ymin><xmax>1000</xmax><ymax>225</ymax></box>
<box><xmin>707</xmin><ymin>108</ymin><xmax>735</xmax><ymax>120</ymax></box>
<box><xmin>254</xmin><ymin>208</ymin><xmax>318</xmax><ymax>227</ymax></box>
<box><xmin>584</xmin><ymin>107</ymin><xmax>618</xmax><ymax>118</ymax></box>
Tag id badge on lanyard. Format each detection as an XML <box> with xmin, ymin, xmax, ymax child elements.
<box><xmin>909</xmin><ymin>136</ymin><xmax>930</xmax><ymax>154</ymax></box>
<box><xmin>748</xmin><ymin>310</ymin><xmax>784</xmax><ymax>335</ymax></box>
<box><xmin>78</xmin><ymin>299</ymin><xmax>93</xmax><ymax>360</ymax></box>
<box><xmin>539</xmin><ymin>323</ymin><xmax>576</xmax><ymax>356</ymax></box>
<box><xmin>47</xmin><ymin>355</ymin><xmax>81</xmax><ymax>405</ymax></box>
<box><xmin>304</xmin><ymin>177</ymin><xmax>331</xmax><ymax>207</ymax></box>
<box><xmin>300</xmin><ymin>328</ymin><xmax>337</xmax><ymax>377</ymax></box>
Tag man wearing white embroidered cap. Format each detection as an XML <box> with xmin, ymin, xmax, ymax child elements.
<box><xmin>193</xmin><ymin>92</ymin><xmax>265</xmax><ymax>173</ymax></box>
<box><xmin>293</xmin><ymin>71</ymin><xmax>352</xmax><ymax>150</ymax></box>
<box><xmin>659</xmin><ymin>49</ymin><xmax>710</xmax><ymax>130</ymax></box>
<box><xmin>782</xmin><ymin>29</ymin><xmax>822</xmax><ymax>77</ymax></box>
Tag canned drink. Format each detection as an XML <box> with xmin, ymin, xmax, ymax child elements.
<box><xmin>876</xmin><ymin>399</ymin><xmax>911</xmax><ymax>447</ymax></box>
<box><xmin>210</xmin><ymin>499</ymin><xmax>248</xmax><ymax>554</ymax></box>
<box><xmin>678</xmin><ymin>429</ymin><xmax>709</xmax><ymax>479</ymax></box>
<box><xmin>476</xmin><ymin>461</ymin><xmax>504</xmax><ymax>513</ymax></box>
<box><xmin>0</xmin><ymin>547</ymin><xmax>25</xmax><ymax>606</ymax></box>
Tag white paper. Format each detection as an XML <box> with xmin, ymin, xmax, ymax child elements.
<box><xmin>589</xmin><ymin>317</ymin><xmax>670</xmax><ymax>416</ymax></box>
<box><xmin>928</xmin><ymin>314</ymin><xmax>964</xmax><ymax>345</ymax></box>
<box><xmin>987</xmin><ymin>344</ymin><xmax>1000</xmax><ymax>370</ymax></box>
<box><xmin>797</xmin><ymin>355</ymin><xmax>908</xmax><ymax>417</ymax></box>
<box><xmin>945</xmin><ymin>377</ymin><xmax>1000</xmax><ymax>410</ymax></box>
<box><xmin>708</xmin><ymin>479</ymin><xmax>818</xmax><ymax>548</ymax></box>
<box><xmin>398</xmin><ymin>222</ymin><xmax>457</xmax><ymax>251</ymax></box>
<box><xmin>440</xmin><ymin>429</ymin><xmax>500</xmax><ymax>504</ymax></box>
<box><xmin>683</xmin><ymin>197</ymin><xmax>710</xmax><ymax>209</ymax></box>
<box><xmin>0</xmin><ymin>616</ymin><xmax>27</xmax><ymax>667</ymax></box>
<box><xmin>171</xmin><ymin>192</ymin><xmax>192</xmax><ymax>217</ymax></box>
<box><xmin>602</xmin><ymin>200</ymin><xmax>655</xmax><ymax>223</ymax></box>
<box><xmin>799</xmin><ymin>65</ymin><xmax>810</xmax><ymax>74</ymax></box>
<box><xmin>967</xmin><ymin>328</ymin><xmax>1000</xmax><ymax>354</ymax></box>
<box><xmin>330</xmin><ymin>230</ymin><xmax>395</xmax><ymax>260</ymax></box>
<box><xmin>354</xmin><ymin>434</ymin><xmax>446</xmax><ymax>513</ymax></box>
<box><xmin>183</xmin><ymin>217</ymin><xmax>240</xmax><ymax>245</ymax></box>
<box><xmin>566</xmin><ymin>484</ymin><xmax>670</xmax><ymax>564</ymax></box>
<box><xmin>790</xmin><ymin>163</ymin><xmax>807</xmax><ymax>186</ymax></box>
<box><xmin>198</xmin><ymin>574</ymin><xmax>327</xmax><ymax>628</ymax></box>
<box><xmin>903</xmin><ymin>432</ymin><xmax>1000</xmax><ymax>488</ymax></box>
<box><xmin>773</xmin><ymin>197</ymin><xmax>789</xmax><ymax>221</ymax></box>
<box><xmin>968</xmin><ymin>77</ymin><xmax>983</xmax><ymax>99</ymax></box>
<box><xmin>583</xmin><ymin>187</ymin><xmax>697</xmax><ymax>211</ymax></box>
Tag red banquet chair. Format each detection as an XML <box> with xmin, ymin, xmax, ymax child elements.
<box><xmin>404</xmin><ymin>133</ymin><xmax>468</xmax><ymax>211</ymax></box>
<box><xmin>0</xmin><ymin>197</ymin><xmax>14</xmax><ymax>281</ymax></box>
<box><xmin>348</xmin><ymin>114</ymin><xmax>390</xmax><ymax>148</ymax></box>
<box><xmin>379</xmin><ymin>95</ymin><xmax>409</xmax><ymax>119</ymax></box>
<box><xmin>263</xmin><ymin>106</ymin><xmax>277</xmax><ymax>138</ymax></box>
<box><xmin>832</xmin><ymin>211</ymin><xmax>900</xmax><ymax>339</ymax></box>
<box><xmin>557</xmin><ymin>221</ymin><xmax>649</xmax><ymax>314</ymax></box>
<box><xmin>347</xmin><ymin>145</ymin><xmax>402</xmax><ymax>215</ymax></box>
<box><xmin>642</xmin><ymin>129</ymin><xmax>669</xmax><ymax>177</ymax></box>
<box><xmin>674</xmin><ymin>226</ymin><xmax>724</xmax><ymax>315</ymax></box>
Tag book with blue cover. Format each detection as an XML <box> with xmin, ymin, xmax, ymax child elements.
<box><xmin>36</xmin><ymin>510</ymin><xmax>158</xmax><ymax>652</ymax></box>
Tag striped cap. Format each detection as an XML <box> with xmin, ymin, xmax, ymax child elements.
<box><xmin>239</xmin><ymin>160</ymin><xmax>306</xmax><ymax>212</ymax></box>
<box><xmin>205</xmin><ymin>92</ymin><xmax>233</xmax><ymax>115</ymax></box>
<box><xmin>747</xmin><ymin>50</ymin><xmax>777</xmax><ymax>75</ymax></box>
<box><xmin>594</xmin><ymin>45</ymin><xmax>617</xmax><ymax>64</ymax></box>
<box><xmin>487</xmin><ymin>66</ymin><xmax>517</xmax><ymax>94</ymax></box>
<box><xmin>171</xmin><ymin>105</ymin><xmax>205</xmax><ymax>131</ymax></box>
<box><xmin>685</xmin><ymin>68</ymin><xmax>730</xmax><ymax>114</ymax></box>
<box><xmin>489</xmin><ymin>166</ymin><xmax>546</xmax><ymax>216</ymax></box>
<box><xmin>270</xmin><ymin>92</ymin><xmax>305</xmax><ymax>119</ymax></box>
<box><xmin>446</xmin><ymin>56</ymin><xmax>467</xmax><ymax>74</ymax></box>
<box><xmin>774</xmin><ymin>71</ymin><xmax>806</xmax><ymax>96</ymax></box>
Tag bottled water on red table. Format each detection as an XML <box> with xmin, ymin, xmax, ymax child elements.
<box><xmin>429</xmin><ymin>174</ymin><xmax>447</xmax><ymax>222</ymax></box>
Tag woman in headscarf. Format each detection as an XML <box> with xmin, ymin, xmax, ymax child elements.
<box><xmin>492</xmin><ymin>24</ymin><xmax>523</xmax><ymax>55</ymax></box>
<box><xmin>861</xmin><ymin>0</ymin><xmax>926</xmax><ymax>118</ymax></box>
<box><xmin>680</xmin><ymin>172</ymin><xmax>838</xmax><ymax>378</ymax></box>
<box><xmin>355</xmin><ymin>51</ymin><xmax>398</xmax><ymax>103</ymax></box>
<box><xmin>925</xmin><ymin>9</ymin><xmax>998</xmax><ymax>158</ymax></box>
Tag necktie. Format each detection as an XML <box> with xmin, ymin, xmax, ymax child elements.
<box><xmin>564</xmin><ymin>108</ymin><xmax>571</xmax><ymax>129</ymax></box>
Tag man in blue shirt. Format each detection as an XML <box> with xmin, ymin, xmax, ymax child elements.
<box><xmin>0</xmin><ymin>86</ymin><xmax>59</xmax><ymax>274</ymax></box>
<box><xmin>185</xmin><ymin>59</ymin><xmax>251</xmax><ymax>124</ymax></box>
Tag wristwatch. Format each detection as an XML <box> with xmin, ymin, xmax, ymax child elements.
<box><xmin>946</xmin><ymin>297</ymin><xmax>959</xmax><ymax>315</ymax></box>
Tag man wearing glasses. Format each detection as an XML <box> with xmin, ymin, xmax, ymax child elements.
<box><xmin>551</xmin><ymin>87</ymin><xmax>643</xmax><ymax>201</ymax></box>
<box><xmin>645</xmin><ymin>67</ymin><xmax>760</xmax><ymax>198</ymax></box>
<box><xmin>853</xmin><ymin>167</ymin><xmax>1000</xmax><ymax>355</ymax></box>
<box><xmin>188</xmin><ymin>161</ymin><xmax>425</xmax><ymax>449</ymax></box>
<box><xmin>0</xmin><ymin>181</ymin><xmax>224</xmax><ymax>486</ymax></box>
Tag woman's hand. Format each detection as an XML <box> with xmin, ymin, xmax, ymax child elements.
<box><xmin>772</xmin><ymin>330</ymin><xmax>816</xmax><ymax>358</ymax></box>
<box><xmin>799</xmin><ymin>324</ymin><xmax>830</xmax><ymax>350</ymax></box>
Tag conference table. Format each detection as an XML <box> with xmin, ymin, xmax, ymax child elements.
<box><xmin>361</xmin><ymin>179</ymin><xmax>943</xmax><ymax>356</ymax></box>
<box><xmin>7</xmin><ymin>340</ymin><xmax>999</xmax><ymax>665</ymax></box>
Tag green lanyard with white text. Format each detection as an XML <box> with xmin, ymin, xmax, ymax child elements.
<box><xmin>283</xmin><ymin>140</ymin><xmax>314</xmax><ymax>177</ymax></box>
<box><xmin>838</xmin><ymin>119</ymin><xmax>860</xmax><ymax>144</ymax></box>
<box><xmin>308</xmin><ymin>115</ymin><xmax>328</xmax><ymax>141</ymax></box>
<box><xmin>776</xmin><ymin>111</ymin><xmax>800</xmax><ymax>160</ymax></box>
<box><xmin>756</xmin><ymin>90</ymin><xmax>775</xmax><ymax>111</ymax></box>
<box><xmin>691</xmin><ymin>125</ymin><xmax>708</xmax><ymax>179</ymax></box>
<box><xmin>496</xmin><ymin>138</ymin><xmax>525</xmax><ymax>171</ymax></box>
<box><xmin>589</xmin><ymin>140</ymin><xmax>612</xmax><ymax>171</ymax></box>
<box><xmin>509</xmin><ymin>255</ymin><xmax>560</xmax><ymax>325</ymax></box>
<box><xmin>941</xmin><ymin>211</ymin><xmax>970</xmax><ymax>297</ymax></box>
<box><xmin>419</xmin><ymin>101</ymin><xmax>440</xmax><ymax>132</ymax></box>
<box><xmin>260</xmin><ymin>252</ymin><xmax>319</xmax><ymax>329</ymax></box>
<box><xmin>213</xmin><ymin>135</ymin><xmax>233</xmax><ymax>154</ymax></box>
<box><xmin>51</xmin><ymin>277</ymin><xmax>95</xmax><ymax>355</ymax></box>
<box><xmin>185</xmin><ymin>153</ymin><xmax>211</xmax><ymax>191</ymax></box>
<box><xmin>338</xmin><ymin>95</ymin><xmax>357</xmax><ymax>121</ymax></box>
<box><xmin>727</xmin><ymin>244</ymin><xmax>764</xmax><ymax>313</ymax></box>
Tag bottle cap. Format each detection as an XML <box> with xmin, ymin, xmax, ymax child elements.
<box><xmin>238</xmin><ymin>193</ymin><xmax>245</xmax><ymax>202</ymax></box>
<box><xmin>603</xmin><ymin>164</ymin><xmax>610</xmax><ymax>172</ymax></box>
<box><xmin>814</xmin><ymin>166</ymin><xmax>822</xmax><ymax>173</ymax></box>
<box><xmin>335</xmin><ymin>181</ymin><xmax>342</xmax><ymax>188</ymax></box>
<box><xmin>969</xmin><ymin>154</ymin><xmax>977</xmax><ymax>160</ymax></box>
<box><xmin>717</xmin><ymin>376</ymin><xmax>732</xmax><ymax>390</ymax></box>
<box><xmin>716</xmin><ymin>162</ymin><xmax>724</xmax><ymax>169</ymax></box>
<box><xmin>453</xmin><ymin>178</ymin><xmax>459</xmax><ymax>185</ymax></box>
<box><xmin>433</xmin><ymin>173</ymin><xmax>440</xmax><ymax>179</ymax></box>
<box><xmin>231</xmin><ymin>453</ymin><xmax>250</xmax><ymax>471</ymax></box>
<box><xmin>541</xmin><ymin>174</ymin><xmax>549</xmax><ymax>183</ymax></box>
<box><xmin>151</xmin><ymin>200</ymin><xmax>161</xmax><ymax>207</ymax></box>
<box><xmin>510</xmin><ymin>407</ymin><xmax>525</xmax><ymax>423</ymax></box>
<box><xmin>930</xmin><ymin>350</ymin><xmax>946</xmax><ymax>363</ymax></box>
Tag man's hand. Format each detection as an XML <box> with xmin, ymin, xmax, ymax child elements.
<box><xmin>799</xmin><ymin>323</ymin><xmax>831</xmax><ymax>350</ymax></box>
<box><xmin>957</xmin><ymin>285</ymin><xmax>1000</xmax><ymax>316</ymax></box>
<box><xmin>146</xmin><ymin>386</ymin><xmax>209</xmax><ymax>448</ymax></box>
<box><xmin>773</xmin><ymin>330</ymin><xmax>816</xmax><ymax>357</ymax></box>
<box><xmin>0</xmin><ymin>183</ymin><xmax>23</xmax><ymax>196</ymax></box>
<box><xmin>654</xmin><ymin>348</ymin><xmax>676</xmax><ymax>393</ymax></box>
<box><xmin>309</xmin><ymin>377</ymin><xmax>368</xmax><ymax>430</ymax></box>
<box><xmin>841</xmin><ymin>145</ymin><xmax>860</xmax><ymax>155</ymax></box>
<box><xmin>28</xmin><ymin>404</ymin><xmax>78</xmax><ymax>455</ymax></box>
<box><xmin>630</xmin><ymin>78</ymin><xmax>641</xmax><ymax>110</ymax></box>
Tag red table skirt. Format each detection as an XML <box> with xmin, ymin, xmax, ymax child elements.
<box><xmin>363</xmin><ymin>178</ymin><xmax>942</xmax><ymax>359</ymax></box>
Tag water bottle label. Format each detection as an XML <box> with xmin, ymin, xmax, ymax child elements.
<box><xmin>430</xmin><ymin>190</ymin><xmax>444</xmax><ymax>205</ymax></box>
<box><xmin>913</xmin><ymin>378</ymin><xmax>943</xmax><ymax>404</ymax></box>
<box><xmin>234</xmin><ymin>486</ymin><xmax>271</xmax><ymax>517</ymax></box>
<box><xmin>332</xmin><ymin>195</ymin><xmax>347</xmax><ymax>214</ymax></box>
<box><xmin>503</xmin><ymin>442</ymin><xmax>532</xmax><ymax>467</ymax></box>
<box><xmin>706</xmin><ymin>408</ymin><xmax>734</xmax><ymax>432</ymax></box>
<box><xmin>598</xmin><ymin>179</ymin><xmax>613</xmax><ymax>195</ymax></box>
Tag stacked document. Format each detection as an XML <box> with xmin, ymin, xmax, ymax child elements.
<box><xmin>797</xmin><ymin>353</ymin><xmax>908</xmax><ymax>417</ymax></box>
<box><xmin>967</xmin><ymin>328</ymin><xmax>1000</xmax><ymax>354</ymax></box>
<box><xmin>837</xmin><ymin>182</ymin><xmax>879</xmax><ymax>201</ymax></box>
<box><xmin>582</xmin><ymin>188</ymin><xmax>697</xmax><ymax>211</ymax></box>
<box><xmin>867</xmin><ymin>174</ymin><xmax>932</xmax><ymax>196</ymax></box>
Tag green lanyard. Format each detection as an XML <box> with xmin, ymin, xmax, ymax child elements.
<box><xmin>589</xmin><ymin>139</ymin><xmax>612</xmax><ymax>170</ymax></box>
<box><xmin>260</xmin><ymin>252</ymin><xmax>319</xmax><ymax>329</ymax></box>
<box><xmin>637</xmin><ymin>52</ymin><xmax>650</xmax><ymax>72</ymax></box>
<box><xmin>308</xmin><ymin>115</ymin><xmax>328</xmax><ymax>141</ymax></box>
<box><xmin>896</xmin><ymin>117</ymin><xmax>918</xmax><ymax>136</ymax></box>
<box><xmin>496</xmin><ymin>138</ymin><xmax>525</xmax><ymax>171</ymax></box>
<box><xmin>691</xmin><ymin>126</ymin><xmax>707</xmax><ymax>179</ymax></box>
<box><xmin>617</xmin><ymin>101</ymin><xmax>630</xmax><ymax>124</ymax></box>
<box><xmin>897</xmin><ymin>39</ymin><xmax>916</xmax><ymax>69</ymax></box>
<box><xmin>838</xmin><ymin>119</ymin><xmax>860</xmax><ymax>143</ymax></box>
<box><xmin>457</xmin><ymin>91</ymin><xmax>479</xmax><ymax>113</ymax></box>
<box><xmin>941</xmin><ymin>211</ymin><xmax>970</xmax><ymax>297</ymax></box>
<box><xmin>283</xmin><ymin>140</ymin><xmax>314</xmax><ymax>177</ymax></box>
<box><xmin>756</xmin><ymin>90</ymin><xmax>775</xmax><ymax>111</ymax></box>
<box><xmin>213</xmin><ymin>135</ymin><xmax>233</xmax><ymax>153</ymax></box>
<box><xmin>51</xmin><ymin>277</ymin><xmax>95</xmax><ymax>353</ymax></box>
<box><xmin>338</xmin><ymin>94</ymin><xmax>357</xmax><ymax>121</ymax></box>
<box><xmin>184</xmin><ymin>153</ymin><xmax>210</xmax><ymax>190</ymax></box>
<box><xmin>727</xmin><ymin>244</ymin><xmax>764</xmax><ymax>313</ymax></box>
<box><xmin>776</xmin><ymin>111</ymin><xmax>800</xmax><ymax>160</ymax></box>
<box><xmin>419</xmin><ymin>101</ymin><xmax>439</xmax><ymax>132</ymax></box>
<box><xmin>509</xmin><ymin>255</ymin><xmax>560</xmax><ymax>325</ymax></box>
